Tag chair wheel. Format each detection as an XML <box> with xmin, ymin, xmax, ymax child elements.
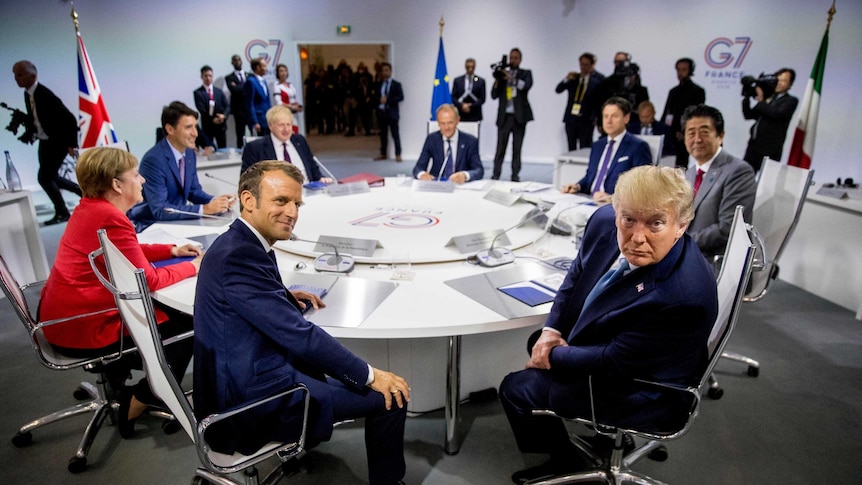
<box><xmin>747</xmin><ymin>366</ymin><xmax>759</xmax><ymax>377</ymax></box>
<box><xmin>73</xmin><ymin>387</ymin><xmax>91</xmax><ymax>400</ymax></box>
<box><xmin>11</xmin><ymin>431</ymin><xmax>33</xmax><ymax>447</ymax></box>
<box><xmin>162</xmin><ymin>419</ymin><xmax>182</xmax><ymax>435</ymax></box>
<box><xmin>648</xmin><ymin>445</ymin><xmax>668</xmax><ymax>462</ymax></box>
<box><xmin>68</xmin><ymin>455</ymin><xmax>88</xmax><ymax>474</ymax></box>
<box><xmin>707</xmin><ymin>386</ymin><xmax>724</xmax><ymax>400</ymax></box>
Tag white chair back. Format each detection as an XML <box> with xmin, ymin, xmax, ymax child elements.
<box><xmin>634</xmin><ymin>134</ymin><xmax>664</xmax><ymax>166</ymax></box>
<box><xmin>747</xmin><ymin>159</ymin><xmax>814</xmax><ymax>301</ymax></box>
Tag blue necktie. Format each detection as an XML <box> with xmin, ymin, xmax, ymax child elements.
<box><xmin>582</xmin><ymin>258</ymin><xmax>629</xmax><ymax>310</ymax></box>
<box><xmin>592</xmin><ymin>139</ymin><xmax>616</xmax><ymax>193</ymax></box>
<box><xmin>440</xmin><ymin>139</ymin><xmax>454</xmax><ymax>180</ymax></box>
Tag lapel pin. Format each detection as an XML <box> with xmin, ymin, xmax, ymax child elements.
<box><xmin>636</xmin><ymin>282</ymin><xmax>644</xmax><ymax>293</ymax></box>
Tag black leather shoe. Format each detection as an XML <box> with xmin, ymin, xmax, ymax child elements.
<box><xmin>44</xmin><ymin>214</ymin><xmax>70</xmax><ymax>225</ymax></box>
<box><xmin>117</xmin><ymin>389</ymin><xmax>139</xmax><ymax>439</ymax></box>
<box><xmin>511</xmin><ymin>457</ymin><xmax>585</xmax><ymax>484</ymax></box>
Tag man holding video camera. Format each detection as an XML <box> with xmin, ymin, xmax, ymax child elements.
<box><xmin>491</xmin><ymin>48</ymin><xmax>533</xmax><ymax>182</ymax></box>
<box><xmin>741</xmin><ymin>68</ymin><xmax>798</xmax><ymax>172</ymax></box>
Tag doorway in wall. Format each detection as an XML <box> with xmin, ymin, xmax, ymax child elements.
<box><xmin>297</xmin><ymin>43</ymin><xmax>390</xmax><ymax>161</ymax></box>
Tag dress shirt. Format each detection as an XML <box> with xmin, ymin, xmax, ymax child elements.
<box><xmin>234</xmin><ymin>70</ymin><xmax>244</xmax><ymax>83</ymax></box>
<box><xmin>166</xmin><ymin>142</ymin><xmax>202</xmax><ymax>214</ymax></box>
<box><xmin>269</xmin><ymin>134</ymin><xmax>307</xmax><ymax>182</ymax></box>
<box><xmin>25</xmin><ymin>82</ymin><xmax>48</xmax><ymax>140</ymax></box>
<box><xmin>692</xmin><ymin>146</ymin><xmax>721</xmax><ymax>175</ymax></box>
<box><xmin>255</xmin><ymin>74</ymin><xmax>268</xmax><ymax>95</ymax></box>
<box><xmin>592</xmin><ymin>131</ymin><xmax>626</xmax><ymax>193</ymax></box>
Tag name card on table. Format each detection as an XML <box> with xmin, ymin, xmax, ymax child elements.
<box><xmin>413</xmin><ymin>180</ymin><xmax>455</xmax><ymax>193</ymax></box>
<box><xmin>484</xmin><ymin>188</ymin><xmax>521</xmax><ymax>206</ymax></box>
<box><xmin>317</xmin><ymin>235</ymin><xmax>380</xmax><ymax>257</ymax></box>
<box><xmin>447</xmin><ymin>229</ymin><xmax>511</xmax><ymax>254</ymax></box>
<box><xmin>816</xmin><ymin>186</ymin><xmax>849</xmax><ymax>200</ymax></box>
<box><xmin>327</xmin><ymin>181</ymin><xmax>371</xmax><ymax>197</ymax></box>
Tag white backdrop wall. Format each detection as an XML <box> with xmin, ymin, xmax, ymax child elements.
<box><xmin>1</xmin><ymin>0</ymin><xmax>859</xmax><ymax>189</ymax></box>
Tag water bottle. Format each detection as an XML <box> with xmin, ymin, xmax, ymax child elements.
<box><xmin>5</xmin><ymin>151</ymin><xmax>22</xmax><ymax>192</ymax></box>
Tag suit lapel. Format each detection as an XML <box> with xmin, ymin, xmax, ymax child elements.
<box><xmin>693</xmin><ymin>152</ymin><xmax>729</xmax><ymax>210</ymax></box>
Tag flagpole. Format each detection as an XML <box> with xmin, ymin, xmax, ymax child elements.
<box><xmin>826</xmin><ymin>0</ymin><xmax>836</xmax><ymax>30</ymax></box>
<box><xmin>439</xmin><ymin>16</ymin><xmax>444</xmax><ymax>37</ymax></box>
<box><xmin>71</xmin><ymin>2</ymin><xmax>79</xmax><ymax>33</ymax></box>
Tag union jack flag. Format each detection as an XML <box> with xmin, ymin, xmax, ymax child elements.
<box><xmin>77</xmin><ymin>32</ymin><xmax>117</xmax><ymax>148</ymax></box>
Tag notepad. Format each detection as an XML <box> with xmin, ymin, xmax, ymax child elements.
<box><xmin>151</xmin><ymin>256</ymin><xmax>196</xmax><ymax>268</ymax></box>
<box><xmin>497</xmin><ymin>281</ymin><xmax>556</xmax><ymax>307</ymax></box>
<box><xmin>287</xmin><ymin>284</ymin><xmax>329</xmax><ymax>298</ymax></box>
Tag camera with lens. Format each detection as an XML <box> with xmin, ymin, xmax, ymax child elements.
<box><xmin>740</xmin><ymin>72</ymin><xmax>778</xmax><ymax>99</ymax></box>
<box><xmin>1</xmin><ymin>102</ymin><xmax>35</xmax><ymax>144</ymax></box>
<box><xmin>491</xmin><ymin>55</ymin><xmax>510</xmax><ymax>80</ymax></box>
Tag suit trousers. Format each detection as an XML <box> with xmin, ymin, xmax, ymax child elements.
<box><xmin>37</xmin><ymin>139</ymin><xmax>81</xmax><ymax>217</ymax></box>
<box><xmin>493</xmin><ymin>113</ymin><xmax>526</xmax><ymax>180</ymax></box>
<box><xmin>565</xmin><ymin>119</ymin><xmax>593</xmax><ymax>151</ymax></box>
<box><xmin>233</xmin><ymin>111</ymin><xmax>248</xmax><ymax>148</ymax></box>
<box><xmin>203</xmin><ymin>123</ymin><xmax>227</xmax><ymax>150</ymax></box>
<box><xmin>377</xmin><ymin>109</ymin><xmax>401</xmax><ymax>157</ymax></box>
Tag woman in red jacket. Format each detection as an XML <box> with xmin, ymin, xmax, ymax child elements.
<box><xmin>40</xmin><ymin>146</ymin><xmax>201</xmax><ymax>438</ymax></box>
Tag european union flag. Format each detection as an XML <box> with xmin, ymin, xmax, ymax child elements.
<box><xmin>430</xmin><ymin>36</ymin><xmax>452</xmax><ymax>120</ymax></box>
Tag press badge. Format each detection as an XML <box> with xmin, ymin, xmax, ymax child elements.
<box><xmin>507</xmin><ymin>86</ymin><xmax>517</xmax><ymax>99</ymax></box>
<box><xmin>570</xmin><ymin>102</ymin><xmax>582</xmax><ymax>116</ymax></box>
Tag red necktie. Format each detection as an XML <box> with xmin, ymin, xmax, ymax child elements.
<box><xmin>282</xmin><ymin>143</ymin><xmax>292</xmax><ymax>163</ymax></box>
<box><xmin>694</xmin><ymin>169</ymin><xmax>704</xmax><ymax>196</ymax></box>
<box><xmin>208</xmin><ymin>88</ymin><xmax>213</xmax><ymax>100</ymax></box>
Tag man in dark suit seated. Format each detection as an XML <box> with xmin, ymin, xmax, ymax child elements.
<box><xmin>561</xmin><ymin>97</ymin><xmax>652</xmax><ymax>204</ymax></box>
<box><xmin>627</xmin><ymin>100</ymin><xmax>673</xmax><ymax>158</ymax></box>
<box><xmin>412</xmin><ymin>104</ymin><xmax>483</xmax><ymax>184</ymax></box>
<box><xmin>240</xmin><ymin>105</ymin><xmax>332</xmax><ymax>183</ymax></box>
<box><xmin>682</xmin><ymin>104</ymin><xmax>756</xmax><ymax>261</ymax></box>
<box><xmin>500</xmin><ymin>165</ymin><xmax>718</xmax><ymax>484</ymax></box>
<box><xmin>194</xmin><ymin>161</ymin><xmax>409</xmax><ymax>485</ymax></box>
<box><xmin>128</xmin><ymin>101</ymin><xmax>234</xmax><ymax>230</ymax></box>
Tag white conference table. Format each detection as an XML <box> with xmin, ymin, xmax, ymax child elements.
<box><xmin>150</xmin><ymin>178</ymin><xmax>597</xmax><ymax>454</ymax></box>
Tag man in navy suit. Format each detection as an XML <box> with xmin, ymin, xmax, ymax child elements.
<box><xmin>556</xmin><ymin>52</ymin><xmax>602</xmax><ymax>151</ymax></box>
<box><xmin>682</xmin><ymin>104</ymin><xmax>755</xmax><ymax>260</ymax></box>
<box><xmin>492</xmin><ymin>48</ymin><xmax>534</xmax><ymax>182</ymax></box>
<box><xmin>225</xmin><ymin>54</ymin><xmax>251</xmax><ymax>148</ymax></box>
<box><xmin>194</xmin><ymin>161</ymin><xmax>409</xmax><ymax>485</ymax></box>
<box><xmin>562</xmin><ymin>97</ymin><xmax>652</xmax><ymax>204</ymax></box>
<box><xmin>373</xmin><ymin>62</ymin><xmax>404</xmax><ymax>161</ymax></box>
<box><xmin>240</xmin><ymin>105</ymin><xmax>332</xmax><ymax>184</ymax></box>
<box><xmin>193</xmin><ymin>65</ymin><xmax>230</xmax><ymax>149</ymax></box>
<box><xmin>12</xmin><ymin>60</ymin><xmax>82</xmax><ymax>225</ymax></box>
<box><xmin>501</xmin><ymin>166</ymin><xmax>718</xmax><ymax>483</ymax></box>
<box><xmin>451</xmin><ymin>58</ymin><xmax>486</xmax><ymax>122</ymax></box>
<box><xmin>128</xmin><ymin>101</ymin><xmax>234</xmax><ymax>231</ymax></box>
<box><xmin>412</xmin><ymin>104</ymin><xmax>483</xmax><ymax>183</ymax></box>
<box><xmin>627</xmin><ymin>100</ymin><xmax>673</xmax><ymax>158</ymax></box>
<box><xmin>244</xmin><ymin>57</ymin><xmax>271</xmax><ymax>137</ymax></box>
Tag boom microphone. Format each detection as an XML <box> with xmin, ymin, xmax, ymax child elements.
<box><xmin>204</xmin><ymin>172</ymin><xmax>237</xmax><ymax>186</ymax></box>
<box><xmin>312</xmin><ymin>156</ymin><xmax>339</xmax><ymax>184</ymax></box>
<box><xmin>163</xmin><ymin>208</ymin><xmax>233</xmax><ymax>220</ymax></box>
<box><xmin>475</xmin><ymin>205</ymin><xmax>551</xmax><ymax>267</ymax></box>
<box><xmin>289</xmin><ymin>234</ymin><xmax>354</xmax><ymax>273</ymax></box>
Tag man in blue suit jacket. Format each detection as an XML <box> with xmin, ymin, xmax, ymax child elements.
<box><xmin>243</xmin><ymin>57</ymin><xmax>272</xmax><ymax>137</ymax></box>
<box><xmin>412</xmin><ymin>104</ymin><xmax>483</xmax><ymax>183</ymax></box>
<box><xmin>193</xmin><ymin>65</ymin><xmax>230</xmax><ymax>149</ymax></box>
<box><xmin>501</xmin><ymin>166</ymin><xmax>718</xmax><ymax>483</ymax></box>
<box><xmin>128</xmin><ymin>102</ymin><xmax>234</xmax><ymax>231</ymax></box>
<box><xmin>240</xmin><ymin>105</ymin><xmax>332</xmax><ymax>184</ymax></box>
<box><xmin>562</xmin><ymin>97</ymin><xmax>652</xmax><ymax>204</ymax></box>
<box><xmin>194</xmin><ymin>161</ymin><xmax>409</xmax><ymax>485</ymax></box>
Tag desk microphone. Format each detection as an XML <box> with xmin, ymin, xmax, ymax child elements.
<box><xmin>163</xmin><ymin>208</ymin><xmax>233</xmax><ymax>220</ymax></box>
<box><xmin>289</xmin><ymin>234</ymin><xmax>354</xmax><ymax>273</ymax></box>
<box><xmin>475</xmin><ymin>205</ymin><xmax>551</xmax><ymax>267</ymax></box>
<box><xmin>312</xmin><ymin>156</ymin><xmax>339</xmax><ymax>184</ymax></box>
<box><xmin>204</xmin><ymin>172</ymin><xmax>237</xmax><ymax>186</ymax></box>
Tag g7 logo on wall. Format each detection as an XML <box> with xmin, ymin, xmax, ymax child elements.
<box><xmin>245</xmin><ymin>39</ymin><xmax>284</xmax><ymax>72</ymax></box>
<box><xmin>703</xmin><ymin>36</ymin><xmax>752</xmax><ymax>88</ymax></box>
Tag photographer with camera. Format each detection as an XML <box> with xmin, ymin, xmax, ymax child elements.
<box><xmin>595</xmin><ymin>52</ymin><xmax>649</xmax><ymax>121</ymax></box>
<box><xmin>741</xmin><ymin>68</ymin><xmax>798</xmax><ymax>172</ymax></box>
<box><xmin>11</xmin><ymin>60</ymin><xmax>81</xmax><ymax>225</ymax></box>
<box><xmin>491</xmin><ymin>48</ymin><xmax>533</xmax><ymax>182</ymax></box>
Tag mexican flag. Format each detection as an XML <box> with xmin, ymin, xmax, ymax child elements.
<box><xmin>787</xmin><ymin>25</ymin><xmax>830</xmax><ymax>168</ymax></box>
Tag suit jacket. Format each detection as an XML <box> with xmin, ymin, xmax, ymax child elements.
<box><xmin>24</xmin><ymin>83</ymin><xmax>78</xmax><ymax>147</ymax></box>
<box><xmin>661</xmin><ymin>79</ymin><xmax>706</xmax><ymax>138</ymax></box>
<box><xmin>576</xmin><ymin>132</ymin><xmax>652</xmax><ymax>194</ymax></box>
<box><xmin>492</xmin><ymin>68</ymin><xmax>534</xmax><ymax>126</ymax></box>
<box><xmin>451</xmin><ymin>74</ymin><xmax>486</xmax><ymax>122</ymax></box>
<box><xmin>686</xmin><ymin>150</ymin><xmax>756</xmax><ymax>258</ymax></box>
<box><xmin>193</xmin><ymin>85</ymin><xmax>230</xmax><ymax>133</ymax></box>
<box><xmin>240</xmin><ymin>134</ymin><xmax>323</xmax><ymax>181</ymax></box>
<box><xmin>543</xmin><ymin>204</ymin><xmax>717</xmax><ymax>426</ymax></box>
<box><xmin>40</xmin><ymin>198</ymin><xmax>194</xmax><ymax>349</ymax></box>
<box><xmin>412</xmin><ymin>130</ymin><xmax>483</xmax><ymax>181</ymax></box>
<box><xmin>193</xmin><ymin>220</ymin><xmax>370</xmax><ymax>455</ymax></box>
<box><xmin>128</xmin><ymin>138</ymin><xmax>213</xmax><ymax>227</ymax></box>
<box><xmin>555</xmin><ymin>74</ymin><xmax>601</xmax><ymax>124</ymax></box>
<box><xmin>374</xmin><ymin>79</ymin><xmax>404</xmax><ymax>120</ymax></box>
<box><xmin>243</xmin><ymin>75</ymin><xmax>271</xmax><ymax>131</ymax></box>
<box><xmin>225</xmin><ymin>71</ymin><xmax>250</xmax><ymax>116</ymax></box>
<box><xmin>626</xmin><ymin>118</ymin><xmax>674</xmax><ymax>156</ymax></box>
<box><xmin>742</xmin><ymin>92</ymin><xmax>799</xmax><ymax>158</ymax></box>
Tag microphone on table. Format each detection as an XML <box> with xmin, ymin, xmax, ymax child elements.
<box><xmin>475</xmin><ymin>205</ymin><xmax>551</xmax><ymax>267</ymax></box>
<box><xmin>204</xmin><ymin>172</ymin><xmax>237</xmax><ymax>186</ymax></box>
<box><xmin>163</xmin><ymin>208</ymin><xmax>233</xmax><ymax>220</ymax></box>
<box><xmin>312</xmin><ymin>156</ymin><xmax>339</xmax><ymax>184</ymax></box>
<box><xmin>289</xmin><ymin>234</ymin><xmax>354</xmax><ymax>273</ymax></box>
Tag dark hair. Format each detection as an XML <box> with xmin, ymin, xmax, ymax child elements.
<box><xmin>602</xmin><ymin>96</ymin><xmax>633</xmax><ymax>116</ymax></box>
<box><xmin>200</xmin><ymin>65</ymin><xmax>212</xmax><ymax>75</ymax></box>
<box><xmin>161</xmin><ymin>101</ymin><xmax>198</xmax><ymax>129</ymax></box>
<box><xmin>238</xmin><ymin>160</ymin><xmax>303</xmax><ymax>211</ymax></box>
<box><xmin>776</xmin><ymin>67</ymin><xmax>796</xmax><ymax>85</ymax></box>
<box><xmin>676</xmin><ymin>57</ymin><xmax>695</xmax><ymax>75</ymax></box>
<box><xmin>579</xmin><ymin>52</ymin><xmax>596</xmax><ymax>65</ymax></box>
<box><xmin>681</xmin><ymin>104</ymin><xmax>725</xmax><ymax>135</ymax></box>
<box><xmin>250</xmin><ymin>57</ymin><xmax>265</xmax><ymax>72</ymax></box>
<box><xmin>380</xmin><ymin>62</ymin><xmax>392</xmax><ymax>70</ymax></box>
<box><xmin>510</xmin><ymin>47</ymin><xmax>522</xmax><ymax>57</ymax></box>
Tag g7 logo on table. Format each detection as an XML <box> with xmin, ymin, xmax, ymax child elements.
<box><xmin>350</xmin><ymin>209</ymin><xmax>441</xmax><ymax>229</ymax></box>
<box><xmin>703</xmin><ymin>36</ymin><xmax>752</xmax><ymax>87</ymax></box>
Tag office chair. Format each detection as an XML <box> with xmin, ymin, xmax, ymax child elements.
<box><xmin>90</xmin><ymin>229</ymin><xmax>310</xmax><ymax>485</ymax></box>
<box><xmin>527</xmin><ymin>206</ymin><xmax>755</xmax><ymax>484</ymax></box>
<box><xmin>634</xmin><ymin>134</ymin><xmax>665</xmax><ymax>166</ymax></box>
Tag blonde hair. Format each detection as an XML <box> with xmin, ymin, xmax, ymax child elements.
<box><xmin>266</xmin><ymin>104</ymin><xmax>294</xmax><ymax>127</ymax></box>
<box><xmin>612</xmin><ymin>165</ymin><xmax>694</xmax><ymax>225</ymax></box>
<box><xmin>76</xmin><ymin>147</ymin><xmax>138</xmax><ymax>199</ymax></box>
